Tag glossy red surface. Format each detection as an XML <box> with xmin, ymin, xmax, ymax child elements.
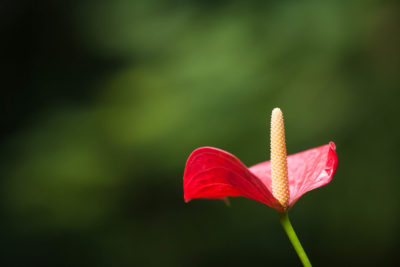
<box><xmin>183</xmin><ymin>142</ymin><xmax>337</xmax><ymax>210</ymax></box>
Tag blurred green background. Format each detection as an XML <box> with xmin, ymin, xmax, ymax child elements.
<box><xmin>1</xmin><ymin>0</ymin><xmax>399</xmax><ymax>266</ymax></box>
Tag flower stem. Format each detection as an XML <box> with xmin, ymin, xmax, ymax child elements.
<box><xmin>278</xmin><ymin>211</ymin><xmax>312</xmax><ymax>267</ymax></box>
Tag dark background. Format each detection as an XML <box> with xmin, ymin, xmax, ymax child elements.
<box><xmin>1</xmin><ymin>0</ymin><xmax>400</xmax><ymax>266</ymax></box>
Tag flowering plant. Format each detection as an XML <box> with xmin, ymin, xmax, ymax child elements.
<box><xmin>183</xmin><ymin>108</ymin><xmax>338</xmax><ymax>266</ymax></box>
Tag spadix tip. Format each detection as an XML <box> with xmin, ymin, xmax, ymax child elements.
<box><xmin>272</xmin><ymin>107</ymin><xmax>282</xmax><ymax>115</ymax></box>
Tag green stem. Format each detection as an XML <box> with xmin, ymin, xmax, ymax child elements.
<box><xmin>278</xmin><ymin>211</ymin><xmax>312</xmax><ymax>267</ymax></box>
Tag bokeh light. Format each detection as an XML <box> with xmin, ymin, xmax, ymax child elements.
<box><xmin>2</xmin><ymin>1</ymin><xmax>400</xmax><ymax>266</ymax></box>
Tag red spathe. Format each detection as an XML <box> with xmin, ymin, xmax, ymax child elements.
<box><xmin>183</xmin><ymin>142</ymin><xmax>337</xmax><ymax>211</ymax></box>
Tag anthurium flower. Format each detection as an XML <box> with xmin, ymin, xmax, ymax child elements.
<box><xmin>183</xmin><ymin>131</ymin><xmax>337</xmax><ymax>211</ymax></box>
<box><xmin>183</xmin><ymin>108</ymin><xmax>338</xmax><ymax>266</ymax></box>
<box><xmin>183</xmin><ymin>142</ymin><xmax>337</xmax><ymax>210</ymax></box>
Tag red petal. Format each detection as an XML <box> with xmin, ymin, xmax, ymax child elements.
<box><xmin>183</xmin><ymin>147</ymin><xmax>280</xmax><ymax>209</ymax></box>
<box><xmin>249</xmin><ymin>142</ymin><xmax>338</xmax><ymax>208</ymax></box>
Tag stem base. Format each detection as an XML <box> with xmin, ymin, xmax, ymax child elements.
<box><xmin>279</xmin><ymin>211</ymin><xmax>312</xmax><ymax>267</ymax></box>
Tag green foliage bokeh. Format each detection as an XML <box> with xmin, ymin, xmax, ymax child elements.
<box><xmin>1</xmin><ymin>0</ymin><xmax>400</xmax><ymax>266</ymax></box>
